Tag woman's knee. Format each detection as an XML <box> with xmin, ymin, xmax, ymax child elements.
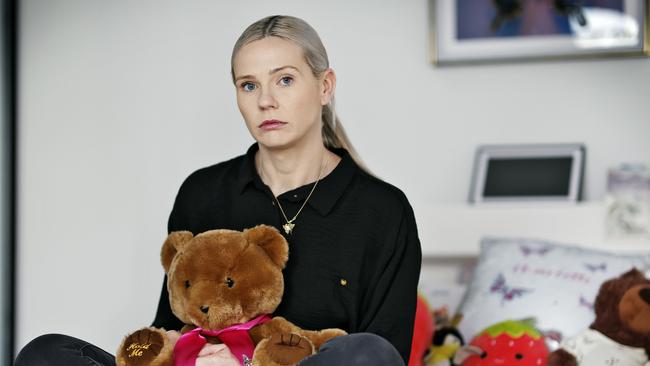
<box><xmin>15</xmin><ymin>334</ymin><xmax>65</xmax><ymax>365</ymax></box>
<box><xmin>15</xmin><ymin>334</ymin><xmax>88</xmax><ymax>366</ymax></box>
<box><xmin>341</xmin><ymin>333</ymin><xmax>403</xmax><ymax>363</ymax></box>
<box><xmin>336</xmin><ymin>333</ymin><xmax>395</xmax><ymax>349</ymax></box>
<box><xmin>311</xmin><ymin>333</ymin><xmax>404</xmax><ymax>365</ymax></box>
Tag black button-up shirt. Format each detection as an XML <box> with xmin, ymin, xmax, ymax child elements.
<box><xmin>152</xmin><ymin>143</ymin><xmax>422</xmax><ymax>362</ymax></box>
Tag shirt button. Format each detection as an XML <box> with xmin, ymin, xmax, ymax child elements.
<box><xmin>271</xmin><ymin>201</ymin><xmax>275</xmax><ymax>206</ymax></box>
<box><xmin>340</xmin><ymin>279</ymin><xmax>348</xmax><ymax>286</ymax></box>
<box><xmin>293</xmin><ymin>194</ymin><xmax>298</xmax><ymax>198</ymax></box>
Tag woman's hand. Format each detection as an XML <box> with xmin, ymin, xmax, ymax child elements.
<box><xmin>165</xmin><ymin>330</ymin><xmax>238</xmax><ymax>365</ymax></box>
<box><xmin>165</xmin><ymin>330</ymin><xmax>181</xmax><ymax>344</ymax></box>
<box><xmin>196</xmin><ymin>344</ymin><xmax>240</xmax><ymax>366</ymax></box>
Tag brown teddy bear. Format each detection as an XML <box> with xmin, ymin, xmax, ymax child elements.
<box><xmin>115</xmin><ymin>225</ymin><xmax>346</xmax><ymax>366</ymax></box>
<box><xmin>547</xmin><ymin>268</ymin><xmax>650</xmax><ymax>366</ymax></box>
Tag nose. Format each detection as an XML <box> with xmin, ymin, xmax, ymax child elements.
<box><xmin>641</xmin><ymin>288</ymin><xmax>650</xmax><ymax>304</ymax></box>
<box><xmin>258</xmin><ymin>87</ymin><xmax>278</xmax><ymax>109</ymax></box>
<box><xmin>200</xmin><ymin>306</ymin><xmax>209</xmax><ymax>314</ymax></box>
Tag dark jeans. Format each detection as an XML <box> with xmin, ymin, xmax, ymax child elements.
<box><xmin>15</xmin><ymin>333</ymin><xmax>405</xmax><ymax>366</ymax></box>
<box><xmin>14</xmin><ymin>334</ymin><xmax>115</xmax><ymax>366</ymax></box>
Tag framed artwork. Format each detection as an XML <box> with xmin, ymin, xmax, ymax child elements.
<box><xmin>429</xmin><ymin>0</ymin><xmax>649</xmax><ymax>65</ymax></box>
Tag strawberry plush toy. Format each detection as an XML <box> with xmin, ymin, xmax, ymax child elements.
<box><xmin>453</xmin><ymin>319</ymin><xmax>548</xmax><ymax>366</ymax></box>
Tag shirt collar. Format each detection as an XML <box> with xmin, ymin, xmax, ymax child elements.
<box><xmin>236</xmin><ymin>143</ymin><xmax>358</xmax><ymax>217</ymax></box>
<box><xmin>235</xmin><ymin>143</ymin><xmax>264</xmax><ymax>194</ymax></box>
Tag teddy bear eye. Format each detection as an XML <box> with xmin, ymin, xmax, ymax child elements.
<box><xmin>184</xmin><ymin>280</ymin><xmax>191</xmax><ymax>289</ymax></box>
<box><xmin>225</xmin><ymin>277</ymin><xmax>234</xmax><ymax>288</ymax></box>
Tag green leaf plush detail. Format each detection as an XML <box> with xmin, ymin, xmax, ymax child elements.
<box><xmin>481</xmin><ymin>319</ymin><xmax>542</xmax><ymax>339</ymax></box>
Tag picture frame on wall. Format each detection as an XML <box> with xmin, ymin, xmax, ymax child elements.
<box><xmin>468</xmin><ymin>144</ymin><xmax>586</xmax><ymax>204</ymax></box>
<box><xmin>429</xmin><ymin>0</ymin><xmax>650</xmax><ymax>65</ymax></box>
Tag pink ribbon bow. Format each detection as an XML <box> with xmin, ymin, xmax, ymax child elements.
<box><xmin>173</xmin><ymin>314</ymin><xmax>272</xmax><ymax>366</ymax></box>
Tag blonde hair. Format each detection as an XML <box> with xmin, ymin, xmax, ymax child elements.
<box><xmin>231</xmin><ymin>15</ymin><xmax>368</xmax><ymax>172</ymax></box>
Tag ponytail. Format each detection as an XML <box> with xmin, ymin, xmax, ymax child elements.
<box><xmin>321</xmin><ymin>99</ymin><xmax>370</xmax><ymax>174</ymax></box>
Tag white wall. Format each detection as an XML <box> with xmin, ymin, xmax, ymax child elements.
<box><xmin>18</xmin><ymin>0</ymin><xmax>650</xmax><ymax>355</ymax></box>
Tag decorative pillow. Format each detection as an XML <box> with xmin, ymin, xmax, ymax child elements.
<box><xmin>455</xmin><ymin>237</ymin><xmax>650</xmax><ymax>342</ymax></box>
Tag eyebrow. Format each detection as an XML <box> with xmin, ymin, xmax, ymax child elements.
<box><xmin>234</xmin><ymin>65</ymin><xmax>301</xmax><ymax>83</ymax></box>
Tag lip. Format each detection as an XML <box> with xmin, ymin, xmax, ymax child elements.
<box><xmin>259</xmin><ymin>119</ymin><xmax>287</xmax><ymax>130</ymax></box>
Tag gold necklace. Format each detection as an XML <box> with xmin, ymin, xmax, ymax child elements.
<box><xmin>259</xmin><ymin>153</ymin><xmax>328</xmax><ymax>235</ymax></box>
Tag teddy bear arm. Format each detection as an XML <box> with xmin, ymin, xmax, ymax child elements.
<box><xmin>547</xmin><ymin>349</ymin><xmax>578</xmax><ymax>366</ymax></box>
<box><xmin>250</xmin><ymin>317</ymin><xmax>303</xmax><ymax>344</ymax></box>
<box><xmin>257</xmin><ymin>316</ymin><xmax>347</xmax><ymax>350</ymax></box>
<box><xmin>116</xmin><ymin>327</ymin><xmax>175</xmax><ymax>366</ymax></box>
<box><xmin>293</xmin><ymin>328</ymin><xmax>347</xmax><ymax>350</ymax></box>
<box><xmin>250</xmin><ymin>318</ymin><xmax>317</xmax><ymax>366</ymax></box>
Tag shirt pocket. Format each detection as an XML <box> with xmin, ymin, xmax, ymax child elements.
<box><xmin>281</xmin><ymin>265</ymin><xmax>354</xmax><ymax>331</ymax></box>
<box><xmin>315</xmin><ymin>266</ymin><xmax>358</xmax><ymax>331</ymax></box>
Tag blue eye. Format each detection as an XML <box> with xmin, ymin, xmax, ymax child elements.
<box><xmin>279</xmin><ymin>76</ymin><xmax>293</xmax><ymax>86</ymax></box>
<box><xmin>241</xmin><ymin>82</ymin><xmax>256</xmax><ymax>92</ymax></box>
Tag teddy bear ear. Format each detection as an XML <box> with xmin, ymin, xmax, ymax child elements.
<box><xmin>621</xmin><ymin>268</ymin><xmax>647</xmax><ymax>281</ymax></box>
<box><xmin>161</xmin><ymin>231</ymin><xmax>194</xmax><ymax>273</ymax></box>
<box><xmin>243</xmin><ymin>225</ymin><xmax>289</xmax><ymax>269</ymax></box>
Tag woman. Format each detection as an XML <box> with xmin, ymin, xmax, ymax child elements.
<box><xmin>16</xmin><ymin>15</ymin><xmax>421</xmax><ymax>366</ymax></box>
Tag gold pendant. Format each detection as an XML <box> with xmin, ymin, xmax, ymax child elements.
<box><xmin>283</xmin><ymin>222</ymin><xmax>295</xmax><ymax>234</ymax></box>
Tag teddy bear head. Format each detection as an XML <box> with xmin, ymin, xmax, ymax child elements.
<box><xmin>591</xmin><ymin>268</ymin><xmax>650</xmax><ymax>354</ymax></box>
<box><xmin>160</xmin><ymin>225</ymin><xmax>288</xmax><ymax>330</ymax></box>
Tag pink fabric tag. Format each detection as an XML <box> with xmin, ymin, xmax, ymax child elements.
<box><xmin>173</xmin><ymin>314</ymin><xmax>272</xmax><ymax>366</ymax></box>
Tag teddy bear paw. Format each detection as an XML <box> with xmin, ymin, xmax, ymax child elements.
<box><xmin>116</xmin><ymin>327</ymin><xmax>173</xmax><ymax>366</ymax></box>
<box><xmin>254</xmin><ymin>333</ymin><xmax>314</xmax><ymax>366</ymax></box>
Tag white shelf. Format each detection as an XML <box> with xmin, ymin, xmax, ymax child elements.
<box><xmin>412</xmin><ymin>201</ymin><xmax>650</xmax><ymax>257</ymax></box>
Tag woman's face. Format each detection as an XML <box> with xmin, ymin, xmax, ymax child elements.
<box><xmin>232</xmin><ymin>36</ymin><xmax>334</xmax><ymax>151</ymax></box>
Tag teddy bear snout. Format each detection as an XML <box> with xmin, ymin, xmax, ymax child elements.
<box><xmin>200</xmin><ymin>305</ymin><xmax>209</xmax><ymax>314</ymax></box>
<box><xmin>640</xmin><ymin>287</ymin><xmax>650</xmax><ymax>304</ymax></box>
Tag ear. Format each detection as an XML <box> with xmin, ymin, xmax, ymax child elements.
<box><xmin>244</xmin><ymin>225</ymin><xmax>289</xmax><ymax>269</ymax></box>
<box><xmin>161</xmin><ymin>231</ymin><xmax>194</xmax><ymax>273</ymax></box>
<box><xmin>622</xmin><ymin>268</ymin><xmax>647</xmax><ymax>281</ymax></box>
<box><xmin>320</xmin><ymin>68</ymin><xmax>336</xmax><ymax>106</ymax></box>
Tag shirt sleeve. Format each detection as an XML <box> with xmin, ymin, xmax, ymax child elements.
<box><xmin>150</xmin><ymin>178</ymin><xmax>189</xmax><ymax>330</ymax></box>
<box><xmin>151</xmin><ymin>275</ymin><xmax>184</xmax><ymax>330</ymax></box>
<box><xmin>358</xmin><ymin>198</ymin><xmax>422</xmax><ymax>363</ymax></box>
